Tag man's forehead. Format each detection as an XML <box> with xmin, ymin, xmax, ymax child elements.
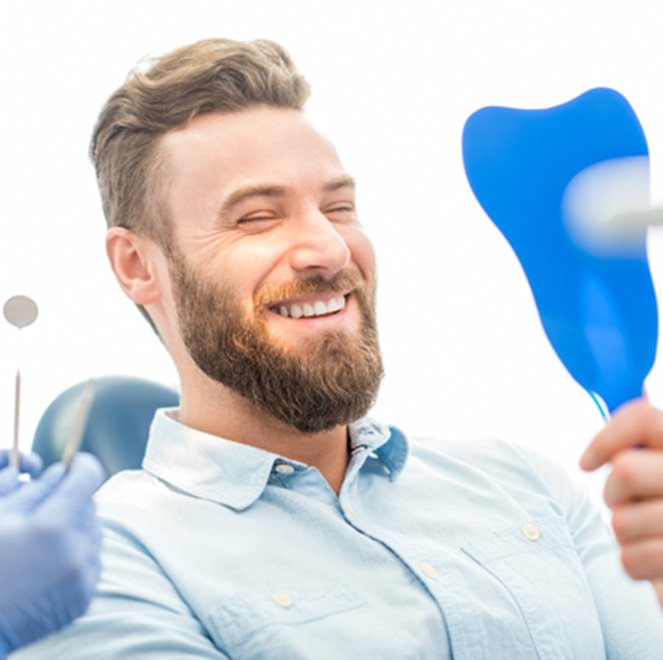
<box><xmin>160</xmin><ymin>107</ymin><xmax>349</xmax><ymax>192</ymax></box>
<box><xmin>154</xmin><ymin>109</ymin><xmax>355</xmax><ymax>234</ymax></box>
<box><xmin>163</xmin><ymin>106</ymin><xmax>318</xmax><ymax>151</ymax></box>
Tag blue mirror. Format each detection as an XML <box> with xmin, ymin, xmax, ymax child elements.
<box><xmin>462</xmin><ymin>88</ymin><xmax>657</xmax><ymax>414</ymax></box>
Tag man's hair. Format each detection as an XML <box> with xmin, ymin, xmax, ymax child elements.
<box><xmin>90</xmin><ymin>38</ymin><xmax>310</xmax><ymax>333</ymax></box>
<box><xmin>91</xmin><ymin>38</ymin><xmax>310</xmax><ymax>248</ymax></box>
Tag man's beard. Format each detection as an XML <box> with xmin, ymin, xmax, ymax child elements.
<box><xmin>168</xmin><ymin>250</ymin><xmax>383</xmax><ymax>434</ymax></box>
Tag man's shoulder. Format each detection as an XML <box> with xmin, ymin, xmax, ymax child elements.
<box><xmin>405</xmin><ymin>434</ymin><xmax>573</xmax><ymax>499</ymax></box>
<box><xmin>94</xmin><ymin>468</ymin><xmax>182</xmax><ymax>527</ymax></box>
<box><xmin>408</xmin><ymin>434</ymin><xmax>548</xmax><ymax>470</ymax></box>
<box><xmin>96</xmin><ymin>468</ymin><xmax>155</xmax><ymax>504</ymax></box>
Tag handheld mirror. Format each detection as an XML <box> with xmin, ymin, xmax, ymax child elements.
<box><xmin>462</xmin><ymin>88</ymin><xmax>658</xmax><ymax>415</ymax></box>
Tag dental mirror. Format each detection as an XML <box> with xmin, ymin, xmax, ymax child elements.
<box><xmin>3</xmin><ymin>296</ymin><xmax>38</xmax><ymax>329</ymax></box>
<box><xmin>3</xmin><ymin>295</ymin><xmax>39</xmax><ymax>469</ymax></box>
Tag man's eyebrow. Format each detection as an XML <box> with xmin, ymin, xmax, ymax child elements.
<box><xmin>219</xmin><ymin>176</ymin><xmax>357</xmax><ymax>218</ymax></box>
<box><xmin>220</xmin><ymin>185</ymin><xmax>287</xmax><ymax>215</ymax></box>
<box><xmin>323</xmin><ymin>175</ymin><xmax>356</xmax><ymax>193</ymax></box>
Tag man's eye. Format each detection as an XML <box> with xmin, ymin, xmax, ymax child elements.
<box><xmin>237</xmin><ymin>214</ymin><xmax>277</xmax><ymax>225</ymax></box>
<box><xmin>326</xmin><ymin>205</ymin><xmax>357</xmax><ymax>219</ymax></box>
<box><xmin>327</xmin><ymin>203</ymin><xmax>355</xmax><ymax>213</ymax></box>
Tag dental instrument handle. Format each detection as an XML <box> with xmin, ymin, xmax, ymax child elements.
<box><xmin>10</xmin><ymin>369</ymin><xmax>20</xmax><ymax>470</ymax></box>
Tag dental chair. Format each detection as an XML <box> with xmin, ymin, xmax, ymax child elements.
<box><xmin>31</xmin><ymin>376</ymin><xmax>179</xmax><ymax>479</ymax></box>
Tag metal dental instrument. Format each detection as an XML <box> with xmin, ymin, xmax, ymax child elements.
<box><xmin>3</xmin><ymin>296</ymin><xmax>39</xmax><ymax>470</ymax></box>
<box><xmin>61</xmin><ymin>379</ymin><xmax>96</xmax><ymax>467</ymax></box>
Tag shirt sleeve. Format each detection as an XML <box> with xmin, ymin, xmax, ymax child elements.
<box><xmin>519</xmin><ymin>444</ymin><xmax>663</xmax><ymax>659</ymax></box>
<box><xmin>10</xmin><ymin>521</ymin><xmax>230</xmax><ymax>659</ymax></box>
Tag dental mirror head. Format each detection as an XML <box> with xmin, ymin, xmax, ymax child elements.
<box><xmin>3</xmin><ymin>295</ymin><xmax>38</xmax><ymax>329</ymax></box>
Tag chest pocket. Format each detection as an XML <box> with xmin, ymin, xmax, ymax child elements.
<box><xmin>461</xmin><ymin>516</ymin><xmax>606</xmax><ymax>659</ymax></box>
<box><xmin>206</xmin><ymin>584</ymin><xmax>406</xmax><ymax>660</ymax></box>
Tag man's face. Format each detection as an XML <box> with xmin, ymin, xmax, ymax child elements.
<box><xmin>159</xmin><ymin>106</ymin><xmax>383</xmax><ymax>432</ymax></box>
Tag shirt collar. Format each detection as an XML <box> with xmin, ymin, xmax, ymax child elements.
<box><xmin>142</xmin><ymin>409</ymin><xmax>409</xmax><ymax>510</ymax></box>
<box><xmin>348</xmin><ymin>417</ymin><xmax>409</xmax><ymax>481</ymax></box>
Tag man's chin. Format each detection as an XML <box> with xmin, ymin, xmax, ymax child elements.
<box><xmin>262</xmin><ymin>327</ymin><xmax>356</xmax><ymax>357</ymax></box>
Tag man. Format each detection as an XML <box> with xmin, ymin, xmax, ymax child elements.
<box><xmin>0</xmin><ymin>451</ymin><xmax>103</xmax><ymax>658</ymax></box>
<box><xmin>15</xmin><ymin>38</ymin><xmax>663</xmax><ymax>657</ymax></box>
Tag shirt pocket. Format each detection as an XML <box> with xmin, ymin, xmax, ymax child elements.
<box><xmin>460</xmin><ymin>516</ymin><xmax>605</xmax><ymax>659</ymax></box>
<box><xmin>207</xmin><ymin>584</ymin><xmax>398</xmax><ymax>660</ymax></box>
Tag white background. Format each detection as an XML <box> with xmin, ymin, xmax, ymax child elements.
<box><xmin>2</xmin><ymin>0</ymin><xmax>663</xmax><ymax>503</ymax></box>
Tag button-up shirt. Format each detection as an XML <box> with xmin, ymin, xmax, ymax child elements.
<box><xmin>15</xmin><ymin>409</ymin><xmax>663</xmax><ymax>658</ymax></box>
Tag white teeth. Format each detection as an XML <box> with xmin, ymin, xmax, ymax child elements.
<box><xmin>302</xmin><ymin>303</ymin><xmax>315</xmax><ymax>317</ymax></box>
<box><xmin>273</xmin><ymin>295</ymin><xmax>347</xmax><ymax>319</ymax></box>
<box><xmin>328</xmin><ymin>296</ymin><xmax>344</xmax><ymax>313</ymax></box>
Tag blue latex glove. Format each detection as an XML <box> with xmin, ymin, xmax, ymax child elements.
<box><xmin>0</xmin><ymin>451</ymin><xmax>43</xmax><ymax>497</ymax></box>
<box><xmin>0</xmin><ymin>453</ymin><xmax>104</xmax><ymax>656</ymax></box>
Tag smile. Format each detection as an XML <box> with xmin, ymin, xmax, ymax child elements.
<box><xmin>270</xmin><ymin>293</ymin><xmax>347</xmax><ymax>319</ymax></box>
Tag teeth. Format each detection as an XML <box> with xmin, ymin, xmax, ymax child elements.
<box><xmin>328</xmin><ymin>296</ymin><xmax>344</xmax><ymax>313</ymax></box>
<box><xmin>273</xmin><ymin>295</ymin><xmax>346</xmax><ymax>319</ymax></box>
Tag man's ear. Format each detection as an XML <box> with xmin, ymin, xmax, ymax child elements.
<box><xmin>106</xmin><ymin>227</ymin><xmax>164</xmax><ymax>305</ymax></box>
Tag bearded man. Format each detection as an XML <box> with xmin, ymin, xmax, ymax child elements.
<box><xmin>15</xmin><ymin>38</ymin><xmax>663</xmax><ymax>658</ymax></box>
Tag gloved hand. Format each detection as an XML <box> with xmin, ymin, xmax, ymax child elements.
<box><xmin>0</xmin><ymin>450</ymin><xmax>43</xmax><ymax>496</ymax></box>
<box><xmin>0</xmin><ymin>453</ymin><xmax>105</xmax><ymax>656</ymax></box>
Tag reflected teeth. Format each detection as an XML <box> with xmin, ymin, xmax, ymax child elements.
<box><xmin>275</xmin><ymin>295</ymin><xmax>346</xmax><ymax>318</ymax></box>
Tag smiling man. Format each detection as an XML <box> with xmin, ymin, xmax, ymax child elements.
<box><xmin>15</xmin><ymin>38</ymin><xmax>663</xmax><ymax>658</ymax></box>
<box><xmin>130</xmin><ymin>105</ymin><xmax>383</xmax><ymax>493</ymax></box>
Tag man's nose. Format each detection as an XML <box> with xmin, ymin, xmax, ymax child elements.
<box><xmin>287</xmin><ymin>211</ymin><xmax>351</xmax><ymax>276</ymax></box>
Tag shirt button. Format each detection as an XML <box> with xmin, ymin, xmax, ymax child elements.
<box><xmin>272</xmin><ymin>592</ymin><xmax>294</xmax><ymax>608</ymax></box>
<box><xmin>345</xmin><ymin>504</ymin><xmax>356</xmax><ymax>517</ymax></box>
<box><xmin>274</xmin><ymin>464</ymin><xmax>295</xmax><ymax>475</ymax></box>
<box><xmin>420</xmin><ymin>562</ymin><xmax>438</xmax><ymax>580</ymax></box>
<box><xmin>521</xmin><ymin>523</ymin><xmax>540</xmax><ymax>541</ymax></box>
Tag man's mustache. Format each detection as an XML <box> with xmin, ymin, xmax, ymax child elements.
<box><xmin>254</xmin><ymin>270</ymin><xmax>364</xmax><ymax>309</ymax></box>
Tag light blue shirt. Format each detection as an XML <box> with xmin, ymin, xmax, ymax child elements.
<box><xmin>15</xmin><ymin>409</ymin><xmax>663</xmax><ymax>658</ymax></box>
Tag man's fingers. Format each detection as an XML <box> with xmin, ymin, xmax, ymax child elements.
<box><xmin>612</xmin><ymin>499</ymin><xmax>663</xmax><ymax>542</ymax></box>
<box><xmin>580</xmin><ymin>399</ymin><xmax>663</xmax><ymax>471</ymax></box>
<box><xmin>603</xmin><ymin>449</ymin><xmax>663</xmax><ymax>506</ymax></box>
<box><xmin>621</xmin><ymin>538</ymin><xmax>663</xmax><ymax>580</ymax></box>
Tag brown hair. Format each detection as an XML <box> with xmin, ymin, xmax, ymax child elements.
<box><xmin>91</xmin><ymin>38</ymin><xmax>311</xmax><ymax>248</ymax></box>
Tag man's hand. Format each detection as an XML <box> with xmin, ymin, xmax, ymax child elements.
<box><xmin>0</xmin><ymin>453</ymin><xmax>105</xmax><ymax>656</ymax></box>
<box><xmin>580</xmin><ymin>399</ymin><xmax>663</xmax><ymax>606</ymax></box>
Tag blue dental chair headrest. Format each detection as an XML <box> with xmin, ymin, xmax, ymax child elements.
<box><xmin>31</xmin><ymin>376</ymin><xmax>179</xmax><ymax>478</ymax></box>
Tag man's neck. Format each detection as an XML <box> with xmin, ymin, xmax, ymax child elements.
<box><xmin>177</xmin><ymin>380</ymin><xmax>350</xmax><ymax>495</ymax></box>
